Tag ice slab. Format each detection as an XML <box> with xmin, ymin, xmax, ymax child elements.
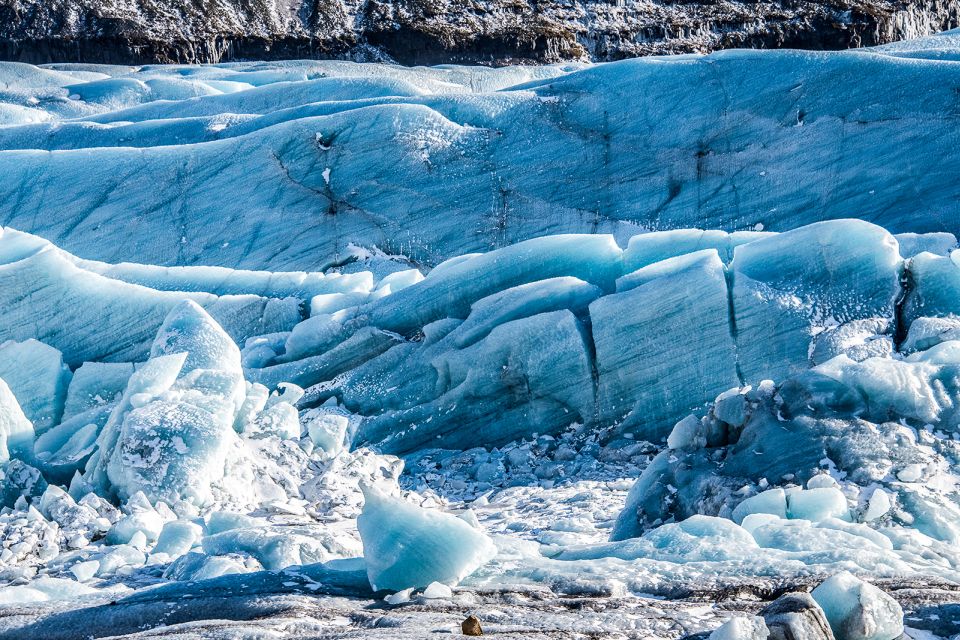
<box><xmin>0</xmin><ymin>377</ymin><xmax>34</xmax><ymax>464</ymax></box>
<box><xmin>0</xmin><ymin>340</ymin><xmax>71</xmax><ymax>434</ymax></box>
<box><xmin>592</xmin><ymin>249</ymin><xmax>739</xmax><ymax>441</ymax></box>
<box><xmin>357</xmin><ymin>485</ymin><xmax>496</xmax><ymax>591</ymax></box>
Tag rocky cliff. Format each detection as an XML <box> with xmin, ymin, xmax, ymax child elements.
<box><xmin>0</xmin><ymin>0</ymin><xmax>958</xmax><ymax>65</ymax></box>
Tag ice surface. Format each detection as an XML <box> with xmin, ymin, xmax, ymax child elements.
<box><xmin>811</xmin><ymin>572</ymin><xmax>904</xmax><ymax>640</ymax></box>
<box><xmin>0</xmin><ymin>340</ymin><xmax>71</xmax><ymax>433</ymax></box>
<box><xmin>357</xmin><ymin>485</ymin><xmax>496</xmax><ymax>591</ymax></box>
<box><xmin>2</xmin><ymin>48</ymin><xmax>960</xmax><ymax>271</ymax></box>
<box><xmin>0</xmin><ymin>377</ymin><xmax>33</xmax><ymax>464</ymax></box>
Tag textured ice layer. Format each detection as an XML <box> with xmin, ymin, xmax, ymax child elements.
<box><xmin>1</xmin><ymin>39</ymin><xmax>960</xmax><ymax>271</ymax></box>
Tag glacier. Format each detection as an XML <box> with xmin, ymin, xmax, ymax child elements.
<box><xmin>2</xmin><ymin>31</ymin><xmax>960</xmax><ymax>640</ymax></box>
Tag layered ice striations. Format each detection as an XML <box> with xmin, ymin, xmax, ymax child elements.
<box><xmin>2</xmin><ymin>41</ymin><xmax>960</xmax><ymax>270</ymax></box>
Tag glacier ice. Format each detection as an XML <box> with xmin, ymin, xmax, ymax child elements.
<box><xmin>811</xmin><ymin>572</ymin><xmax>904</xmax><ymax>640</ymax></box>
<box><xmin>2</xmin><ymin>48</ymin><xmax>960</xmax><ymax>271</ymax></box>
<box><xmin>2</xmin><ymin>48</ymin><xmax>960</xmax><ymax>633</ymax></box>
<box><xmin>0</xmin><ymin>340</ymin><xmax>71</xmax><ymax>433</ymax></box>
<box><xmin>357</xmin><ymin>485</ymin><xmax>496</xmax><ymax>591</ymax></box>
<box><xmin>0</xmin><ymin>378</ymin><xmax>33</xmax><ymax>465</ymax></box>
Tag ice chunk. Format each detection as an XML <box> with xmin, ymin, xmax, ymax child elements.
<box><xmin>248</xmin><ymin>401</ymin><xmax>301</xmax><ymax>440</ymax></box>
<box><xmin>710</xmin><ymin>616</ymin><xmax>769</xmax><ymax>640</ymax></box>
<box><xmin>70</xmin><ymin>560</ymin><xmax>100</xmax><ymax>582</ymax></box>
<box><xmin>63</xmin><ymin>362</ymin><xmax>136</xmax><ymax>420</ymax></box>
<box><xmin>107</xmin><ymin>509</ymin><xmax>164</xmax><ymax>545</ymax></box>
<box><xmin>903</xmin><ymin>250</ymin><xmax>960</xmax><ymax>323</ymax></box>
<box><xmin>151</xmin><ymin>300</ymin><xmax>242</xmax><ymax>378</ymax></box>
<box><xmin>864</xmin><ymin>489</ymin><xmax>891</xmax><ymax>521</ymax></box>
<box><xmin>0</xmin><ymin>339</ymin><xmax>72</xmax><ymax>433</ymax></box>
<box><xmin>0</xmin><ymin>377</ymin><xmax>33</xmax><ymax>464</ymax></box>
<box><xmin>153</xmin><ymin>520</ymin><xmax>203</xmax><ymax>557</ymax></box>
<box><xmin>761</xmin><ymin>592</ymin><xmax>835</xmax><ymax>640</ymax></box>
<box><xmin>357</xmin><ymin>485</ymin><xmax>496</xmax><ymax>591</ymax></box>
<box><xmin>421</xmin><ymin>582</ymin><xmax>453</xmax><ymax>599</ymax></box>
<box><xmin>732</xmin><ymin>489</ymin><xmax>788</xmax><ymax>524</ymax></box>
<box><xmin>94</xmin><ymin>303</ymin><xmax>246</xmax><ymax>504</ymax></box>
<box><xmin>811</xmin><ymin>572</ymin><xmax>904</xmax><ymax>640</ymax></box>
<box><xmin>306</xmin><ymin>412</ymin><xmax>349</xmax><ymax>456</ymax></box>
<box><xmin>667</xmin><ymin>415</ymin><xmax>703</xmax><ymax>450</ymax></box>
<box><xmin>787</xmin><ymin>487</ymin><xmax>849</xmax><ymax>523</ymax></box>
<box><xmin>895</xmin><ymin>232</ymin><xmax>956</xmax><ymax>257</ymax></box>
<box><xmin>591</xmin><ymin>249</ymin><xmax>739</xmax><ymax>441</ymax></box>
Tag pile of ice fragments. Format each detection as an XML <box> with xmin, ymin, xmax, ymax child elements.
<box><xmin>2</xmin><ymin>216</ymin><xmax>960</xmax><ymax>635</ymax></box>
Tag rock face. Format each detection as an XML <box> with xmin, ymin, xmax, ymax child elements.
<box><xmin>0</xmin><ymin>0</ymin><xmax>958</xmax><ymax>65</ymax></box>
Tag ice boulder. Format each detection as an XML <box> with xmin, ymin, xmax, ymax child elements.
<box><xmin>85</xmin><ymin>302</ymin><xmax>249</xmax><ymax>505</ymax></box>
<box><xmin>903</xmin><ymin>250</ymin><xmax>960</xmax><ymax>322</ymax></box>
<box><xmin>357</xmin><ymin>485</ymin><xmax>496</xmax><ymax>591</ymax></box>
<box><xmin>0</xmin><ymin>339</ymin><xmax>72</xmax><ymax>433</ymax></box>
<box><xmin>0</xmin><ymin>377</ymin><xmax>33</xmax><ymax>464</ymax></box>
<box><xmin>62</xmin><ymin>362</ymin><xmax>137</xmax><ymax>420</ymax></box>
<box><xmin>811</xmin><ymin>572</ymin><xmax>904</xmax><ymax>640</ymax></box>
<box><xmin>710</xmin><ymin>616</ymin><xmax>769</xmax><ymax>640</ymax></box>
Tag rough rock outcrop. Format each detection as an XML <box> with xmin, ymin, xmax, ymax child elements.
<box><xmin>0</xmin><ymin>0</ymin><xmax>958</xmax><ymax>65</ymax></box>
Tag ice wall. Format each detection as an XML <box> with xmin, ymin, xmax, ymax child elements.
<box><xmin>0</xmin><ymin>44</ymin><xmax>960</xmax><ymax>270</ymax></box>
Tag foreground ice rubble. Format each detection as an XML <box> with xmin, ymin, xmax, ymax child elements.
<box><xmin>0</xmin><ymin>216</ymin><xmax>958</xmax><ymax>637</ymax></box>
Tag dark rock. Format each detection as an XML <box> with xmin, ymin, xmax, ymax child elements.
<box><xmin>762</xmin><ymin>592</ymin><xmax>836</xmax><ymax>640</ymax></box>
<box><xmin>0</xmin><ymin>0</ymin><xmax>958</xmax><ymax>66</ymax></box>
<box><xmin>462</xmin><ymin>614</ymin><xmax>483</xmax><ymax>636</ymax></box>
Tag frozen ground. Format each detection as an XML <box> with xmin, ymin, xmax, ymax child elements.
<box><xmin>2</xmin><ymin>31</ymin><xmax>960</xmax><ymax>640</ymax></box>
